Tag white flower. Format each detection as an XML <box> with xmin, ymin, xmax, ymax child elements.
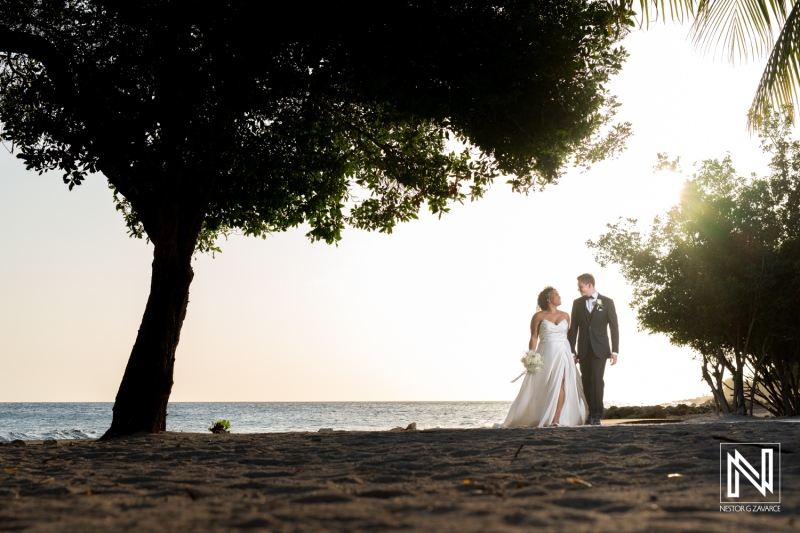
<box><xmin>595</xmin><ymin>298</ymin><xmax>604</xmax><ymax>311</ymax></box>
<box><xmin>521</xmin><ymin>349</ymin><xmax>545</xmax><ymax>374</ymax></box>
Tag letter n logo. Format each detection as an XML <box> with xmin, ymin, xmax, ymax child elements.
<box><xmin>720</xmin><ymin>443</ymin><xmax>780</xmax><ymax>504</ymax></box>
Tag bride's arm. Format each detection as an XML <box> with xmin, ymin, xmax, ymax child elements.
<box><xmin>529</xmin><ymin>314</ymin><xmax>541</xmax><ymax>351</ymax></box>
<box><xmin>564</xmin><ymin>311</ymin><xmax>577</xmax><ymax>363</ymax></box>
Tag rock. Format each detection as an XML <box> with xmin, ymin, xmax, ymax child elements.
<box><xmin>602</xmin><ymin>405</ymin><xmax>637</xmax><ymax>419</ymax></box>
<box><xmin>662</xmin><ymin>403</ymin><xmax>715</xmax><ymax>416</ymax></box>
<box><xmin>603</xmin><ymin>403</ymin><xmax>716</xmax><ymax>420</ymax></box>
<box><xmin>388</xmin><ymin>423</ymin><xmax>418</xmax><ymax>432</ymax></box>
<box><xmin>11</xmin><ymin>439</ymin><xmax>26</xmax><ymax>447</ymax></box>
<box><xmin>42</xmin><ymin>439</ymin><xmax>58</xmax><ymax>446</ymax></box>
<box><xmin>640</xmin><ymin>405</ymin><xmax>666</xmax><ymax>419</ymax></box>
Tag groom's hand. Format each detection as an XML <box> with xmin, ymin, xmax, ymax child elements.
<box><xmin>609</xmin><ymin>353</ymin><xmax>618</xmax><ymax>366</ymax></box>
<box><xmin>573</xmin><ymin>354</ymin><xmax>579</xmax><ymax>364</ymax></box>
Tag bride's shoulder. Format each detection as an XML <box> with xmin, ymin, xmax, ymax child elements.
<box><xmin>531</xmin><ymin>310</ymin><xmax>550</xmax><ymax>323</ymax></box>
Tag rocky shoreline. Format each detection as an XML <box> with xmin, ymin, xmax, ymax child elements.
<box><xmin>603</xmin><ymin>402</ymin><xmax>716</xmax><ymax>420</ymax></box>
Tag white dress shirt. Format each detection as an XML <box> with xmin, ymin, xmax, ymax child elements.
<box><xmin>585</xmin><ymin>291</ymin><xmax>599</xmax><ymax>313</ymax></box>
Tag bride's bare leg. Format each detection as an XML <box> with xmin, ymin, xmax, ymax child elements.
<box><xmin>552</xmin><ymin>373</ymin><xmax>566</xmax><ymax>424</ymax></box>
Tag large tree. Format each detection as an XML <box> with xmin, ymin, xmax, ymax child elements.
<box><xmin>589</xmin><ymin>113</ymin><xmax>800</xmax><ymax>415</ymax></box>
<box><xmin>0</xmin><ymin>0</ymin><xmax>631</xmax><ymax>437</ymax></box>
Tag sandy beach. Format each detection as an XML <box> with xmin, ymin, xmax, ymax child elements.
<box><xmin>1</xmin><ymin>418</ymin><xmax>798</xmax><ymax>532</ymax></box>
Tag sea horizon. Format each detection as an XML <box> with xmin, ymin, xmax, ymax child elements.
<box><xmin>0</xmin><ymin>396</ymin><xmax>710</xmax><ymax>404</ymax></box>
<box><xmin>0</xmin><ymin>398</ymin><xmax>712</xmax><ymax>442</ymax></box>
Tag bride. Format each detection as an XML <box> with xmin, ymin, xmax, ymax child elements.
<box><xmin>503</xmin><ymin>286</ymin><xmax>588</xmax><ymax>428</ymax></box>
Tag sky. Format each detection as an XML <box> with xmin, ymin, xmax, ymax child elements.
<box><xmin>0</xmin><ymin>22</ymin><xmax>774</xmax><ymax>405</ymax></box>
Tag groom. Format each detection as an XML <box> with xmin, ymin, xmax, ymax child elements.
<box><xmin>567</xmin><ymin>273</ymin><xmax>619</xmax><ymax>426</ymax></box>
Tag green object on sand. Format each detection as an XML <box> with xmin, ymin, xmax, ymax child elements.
<box><xmin>208</xmin><ymin>420</ymin><xmax>231</xmax><ymax>434</ymax></box>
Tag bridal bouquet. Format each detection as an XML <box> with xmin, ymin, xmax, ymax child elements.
<box><xmin>521</xmin><ymin>350</ymin><xmax>544</xmax><ymax>374</ymax></box>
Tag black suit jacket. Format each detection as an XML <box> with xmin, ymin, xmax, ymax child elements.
<box><xmin>568</xmin><ymin>294</ymin><xmax>619</xmax><ymax>359</ymax></box>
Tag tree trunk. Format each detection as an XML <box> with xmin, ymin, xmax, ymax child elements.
<box><xmin>701</xmin><ymin>352</ymin><xmax>729</xmax><ymax>415</ymax></box>
<box><xmin>101</xmin><ymin>221</ymin><xmax>198</xmax><ymax>439</ymax></box>
<box><xmin>732</xmin><ymin>364</ymin><xmax>747</xmax><ymax>415</ymax></box>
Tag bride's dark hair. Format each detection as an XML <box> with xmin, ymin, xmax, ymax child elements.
<box><xmin>537</xmin><ymin>286</ymin><xmax>555</xmax><ymax>311</ymax></box>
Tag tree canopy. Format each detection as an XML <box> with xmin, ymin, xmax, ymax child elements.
<box><xmin>590</xmin><ymin>112</ymin><xmax>800</xmax><ymax>415</ymax></box>
<box><xmin>0</xmin><ymin>0</ymin><xmax>632</xmax><ymax>436</ymax></box>
<box><xmin>1</xmin><ymin>0</ymin><xmax>630</xmax><ymax>246</ymax></box>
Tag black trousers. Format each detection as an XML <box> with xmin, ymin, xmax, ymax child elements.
<box><xmin>579</xmin><ymin>345</ymin><xmax>606</xmax><ymax>418</ymax></box>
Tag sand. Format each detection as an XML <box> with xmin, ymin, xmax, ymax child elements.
<box><xmin>1</xmin><ymin>418</ymin><xmax>798</xmax><ymax>532</ymax></box>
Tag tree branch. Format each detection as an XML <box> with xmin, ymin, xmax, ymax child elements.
<box><xmin>0</xmin><ymin>26</ymin><xmax>74</xmax><ymax>100</ymax></box>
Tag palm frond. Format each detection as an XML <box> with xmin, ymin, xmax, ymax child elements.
<box><xmin>749</xmin><ymin>2</ymin><xmax>800</xmax><ymax>129</ymax></box>
<box><xmin>637</xmin><ymin>0</ymin><xmax>696</xmax><ymax>27</ymax></box>
<box><xmin>689</xmin><ymin>0</ymin><xmax>787</xmax><ymax>62</ymax></box>
<box><xmin>638</xmin><ymin>1</ymin><xmax>797</xmax><ymax>130</ymax></box>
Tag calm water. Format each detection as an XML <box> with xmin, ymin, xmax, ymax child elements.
<box><xmin>0</xmin><ymin>402</ymin><xmax>514</xmax><ymax>441</ymax></box>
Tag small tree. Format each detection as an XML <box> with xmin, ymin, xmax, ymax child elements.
<box><xmin>0</xmin><ymin>1</ymin><xmax>632</xmax><ymax>436</ymax></box>
<box><xmin>589</xmin><ymin>113</ymin><xmax>800</xmax><ymax>416</ymax></box>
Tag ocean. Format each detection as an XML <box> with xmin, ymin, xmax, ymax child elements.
<box><xmin>0</xmin><ymin>402</ymin><xmax>514</xmax><ymax>441</ymax></box>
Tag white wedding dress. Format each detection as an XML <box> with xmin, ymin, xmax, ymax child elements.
<box><xmin>503</xmin><ymin>320</ymin><xmax>588</xmax><ymax>428</ymax></box>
